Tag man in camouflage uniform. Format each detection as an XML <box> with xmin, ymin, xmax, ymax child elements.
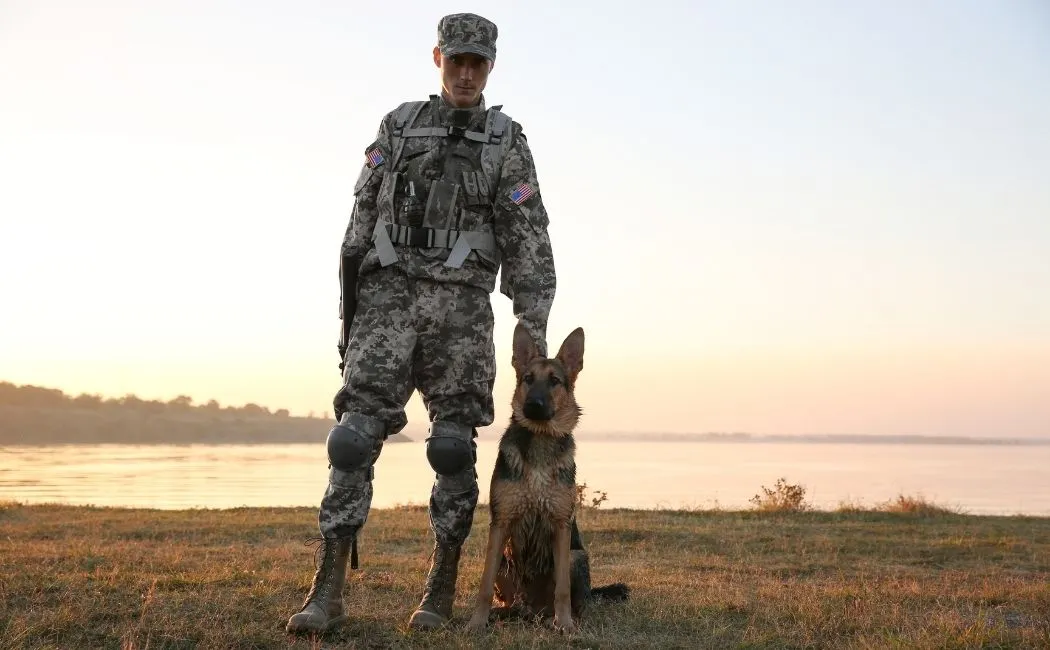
<box><xmin>286</xmin><ymin>12</ymin><xmax>556</xmax><ymax>635</ymax></box>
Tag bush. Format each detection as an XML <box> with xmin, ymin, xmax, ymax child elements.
<box><xmin>877</xmin><ymin>494</ymin><xmax>962</xmax><ymax>516</ymax></box>
<box><xmin>749</xmin><ymin>477</ymin><xmax>810</xmax><ymax>512</ymax></box>
<box><xmin>575</xmin><ymin>482</ymin><xmax>608</xmax><ymax>509</ymax></box>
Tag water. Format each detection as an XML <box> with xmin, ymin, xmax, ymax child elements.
<box><xmin>2</xmin><ymin>440</ymin><xmax>1049</xmax><ymax>516</ymax></box>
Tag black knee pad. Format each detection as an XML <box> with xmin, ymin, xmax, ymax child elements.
<box><xmin>326</xmin><ymin>412</ymin><xmax>385</xmax><ymax>471</ymax></box>
<box><xmin>425</xmin><ymin>421</ymin><xmax>476</xmax><ymax>476</ymax></box>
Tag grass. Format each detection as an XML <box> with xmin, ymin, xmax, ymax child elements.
<box><xmin>1</xmin><ymin>498</ymin><xmax>1049</xmax><ymax>649</ymax></box>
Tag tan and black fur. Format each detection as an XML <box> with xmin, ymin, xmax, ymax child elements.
<box><xmin>466</xmin><ymin>323</ymin><xmax>628</xmax><ymax>634</ymax></box>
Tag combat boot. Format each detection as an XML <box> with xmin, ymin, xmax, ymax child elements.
<box><xmin>286</xmin><ymin>535</ymin><xmax>352</xmax><ymax>635</ymax></box>
<box><xmin>408</xmin><ymin>542</ymin><xmax>462</xmax><ymax>630</ymax></box>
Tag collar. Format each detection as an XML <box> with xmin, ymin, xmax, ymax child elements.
<box><xmin>436</xmin><ymin>91</ymin><xmax>487</xmax><ymax>112</ymax></box>
<box><xmin>432</xmin><ymin>92</ymin><xmax>488</xmax><ymax>129</ymax></box>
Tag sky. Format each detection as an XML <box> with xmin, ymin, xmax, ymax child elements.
<box><xmin>1</xmin><ymin>0</ymin><xmax>1048</xmax><ymax>439</ymax></box>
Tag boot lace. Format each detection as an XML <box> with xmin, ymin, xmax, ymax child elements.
<box><xmin>301</xmin><ymin>535</ymin><xmax>349</xmax><ymax>605</ymax></box>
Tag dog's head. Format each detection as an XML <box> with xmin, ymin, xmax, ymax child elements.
<box><xmin>510</xmin><ymin>322</ymin><xmax>584</xmax><ymax>436</ymax></box>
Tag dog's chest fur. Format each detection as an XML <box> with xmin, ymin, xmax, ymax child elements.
<box><xmin>490</xmin><ymin>424</ymin><xmax>578</xmax><ymax>580</ymax></box>
<box><xmin>492</xmin><ymin>426</ymin><xmax>576</xmax><ymax>517</ymax></box>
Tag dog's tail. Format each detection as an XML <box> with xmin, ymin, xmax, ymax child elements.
<box><xmin>591</xmin><ymin>582</ymin><xmax>630</xmax><ymax>602</ymax></box>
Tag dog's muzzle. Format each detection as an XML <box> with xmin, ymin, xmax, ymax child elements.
<box><xmin>523</xmin><ymin>394</ymin><xmax>553</xmax><ymax>421</ymax></box>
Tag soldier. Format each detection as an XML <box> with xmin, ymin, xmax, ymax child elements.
<box><xmin>285</xmin><ymin>12</ymin><xmax>557</xmax><ymax>635</ymax></box>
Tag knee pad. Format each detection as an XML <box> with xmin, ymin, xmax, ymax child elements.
<box><xmin>425</xmin><ymin>420</ymin><xmax>476</xmax><ymax>476</ymax></box>
<box><xmin>326</xmin><ymin>412</ymin><xmax>385</xmax><ymax>472</ymax></box>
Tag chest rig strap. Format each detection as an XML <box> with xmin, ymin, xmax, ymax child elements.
<box><xmin>398</xmin><ymin>125</ymin><xmax>502</xmax><ymax>145</ymax></box>
<box><xmin>371</xmin><ymin>99</ymin><xmax>511</xmax><ymax>269</ymax></box>
<box><xmin>397</xmin><ymin>96</ymin><xmax>505</xmax><ymax>146</ymax></box>
<box><xmin>370</xmin><ymin>219</ymin><xmax>498</xmax><ymax>268</ymax></box>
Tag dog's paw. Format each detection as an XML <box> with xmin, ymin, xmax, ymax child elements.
<box><xmin>464</xmin><ymin>612</ymin><xmax>489</xmax><ymax>634</ymax></box>
<box><xmin>553</xmin><ymin>614</ymin><xmax>577</xmax><ymax>635</ymax></box>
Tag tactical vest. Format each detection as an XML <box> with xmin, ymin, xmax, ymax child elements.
<box><xmin>369</xmin><ymin>96</ymin><xmax>513</xmax><ymax>270</ymax></box>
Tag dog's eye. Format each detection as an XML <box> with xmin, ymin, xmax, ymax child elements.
<box><xmin>548</xmin><ymin>375</ymin><xmax>561</xmax><ymax>387</ymax></box>
<box><xmin>523</xmin><ymin>373</ymin><xmax>534</xmax><ymax>385</ymax></box>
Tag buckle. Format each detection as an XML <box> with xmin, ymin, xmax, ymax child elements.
<box><xmin>447</xmin><ymin>125</ymin><xmax>467</xmax><ymax>138</ymax></box>
<box><xmin>408</xmin><ymin>228</ymin><xmax>430</xmax><ymax>247</ymax></box>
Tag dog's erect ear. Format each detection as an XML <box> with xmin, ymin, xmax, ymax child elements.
<box><xmin>555</xmin><ymin>327</ymin><xmax>585</xmax><ymax>381</ymax></box>
<box><xmin>512</xmin><ymin>321</ymin><xmax>540</xmax><ymax>375</ymax></box>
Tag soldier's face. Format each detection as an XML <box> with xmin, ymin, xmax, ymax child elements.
<box><xmin>433</xmin><ymin>48</ymin><xmax>492</xmax><ymax>108</ymax></box>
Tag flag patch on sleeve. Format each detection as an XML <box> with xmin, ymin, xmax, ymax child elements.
<box><xmin>365</xmin><ymin>146</ymin><xmax>385</xmax><ymax>169</ymax></box>
<box><xmin>509</xmin><ymin>181</ymin><xmax>535</xmax><ymax>205</ymax></box>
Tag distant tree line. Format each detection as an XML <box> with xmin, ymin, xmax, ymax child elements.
<box><xmin>0</xmin><ymin>381</ymin><xmax>316</xmax><ymax>419</ymax></box>
<box><xmin>0</xmin><ymin>381</ymin><xmax>411</xmax><ymax>445</ymax></box>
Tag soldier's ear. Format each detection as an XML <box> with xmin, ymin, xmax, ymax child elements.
<box><xmin>433</xmin><ymin>46</ymin><xmax>442</xmax><ymax>68</ymax></box>
<box><xmin>512</xmin><ymin>321</ymin><xmax>539</xmax><ymax>376</ymax></box>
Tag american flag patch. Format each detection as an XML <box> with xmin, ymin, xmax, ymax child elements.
<box><xmin>509</xmin><ymin>181</ymin><xmax>535</xmax><ymax>205</ymax></box>
<box><xmin>365</xmin><ymin>147</ymin><xmax>385</xmax><ymax>169</ymax></box>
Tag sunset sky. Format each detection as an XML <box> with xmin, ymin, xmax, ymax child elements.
<box><xmin>2</xmin><ymin>0</ymin><xmax>1048</xmax><ymax>439</ymax></box>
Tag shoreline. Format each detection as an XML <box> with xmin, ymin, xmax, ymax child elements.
<box><xmin>4</xmin><ymin>433</ymin><xmax>1049</xmax><ymax>447</ymax></box>
<box><xmin>4</xmin><ymin>500</ymin><xmax>1049</xmax><ymax>520</ymax></box>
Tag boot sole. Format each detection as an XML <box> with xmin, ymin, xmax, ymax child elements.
<box><xmin>408</xmin><ymin>609</ymin><xmax>449</xmax><ymax>631</ymax></box>
<box><xmin>285</xmin><ymin>613</ymin><xmax>348</xmax><ymax>635</ymax></box>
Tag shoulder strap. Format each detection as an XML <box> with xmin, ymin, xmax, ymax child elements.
<box><xmin>388</xmin><ymin>101</ymin><xmax>428</xmax><ymax>168</ymax></box>
<box><xmin>479</xmin><ymin>106</ymin><xmax>513</xmax><ymax>201</ymax></box>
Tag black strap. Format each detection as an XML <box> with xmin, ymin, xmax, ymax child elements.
<box><xmin>386</xmin><ymin>223</ymin><xmax>461</xmax><ymax>249</ymax></box>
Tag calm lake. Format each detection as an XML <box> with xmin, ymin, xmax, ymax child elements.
<box><xmin>3</xmin><ymin>440</ymin><xmax>1049</xmax><ymax>516</ymax></box>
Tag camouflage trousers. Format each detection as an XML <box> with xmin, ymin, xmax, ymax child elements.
<box><xmin>318</xmin><ymin>266</ymin><xmax>496</xmax><ymax>548</ymax></box>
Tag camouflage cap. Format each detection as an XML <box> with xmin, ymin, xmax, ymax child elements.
<box><xmin>438</xmin><ymin>13</ymin><xmax>498</xmax><ymax>61</ymax></box>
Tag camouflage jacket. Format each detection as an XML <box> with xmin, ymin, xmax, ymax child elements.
<box><xmin>341</xmin><ymin>93</ymin><xmax>556</xmax><ymax>354</ymax></box>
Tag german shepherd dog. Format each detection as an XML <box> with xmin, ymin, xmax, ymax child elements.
<box><xmin>465</xmin><ymin>323</ymin><xmax>629</xmax><ymax>634</ymax></box>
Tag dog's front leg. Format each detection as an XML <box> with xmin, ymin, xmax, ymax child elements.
<box><xmin>466</xmin><ymin>522</ymin><xmax>509</xmax><ymax>632</ymax></box>
<box><xmin>552</xmin><ymin>521</ymin><xmax>577</xmax><ymax>633</ymax></box>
